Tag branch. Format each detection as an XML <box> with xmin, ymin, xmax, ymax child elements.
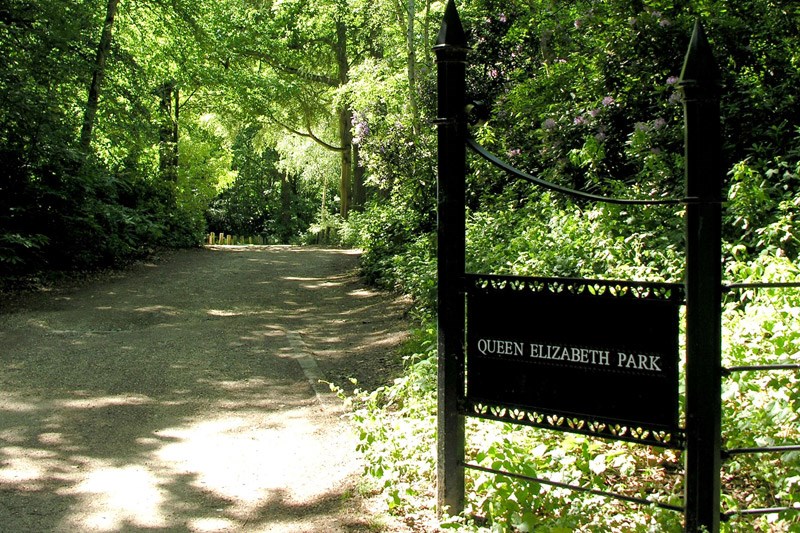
<box><xmin>238</xmin><ymin>50</ymin><xmax>338</xmax><ymax>87</ymax></box>
<box><xmin>177</xmin><ymin>86</ymin><xmax>202</xmax><ymax>111</ymax></box>
<box><xmin>265</xmin><ymin>110</ymin><xmax>345</xmax><ymax>152</ymax></box>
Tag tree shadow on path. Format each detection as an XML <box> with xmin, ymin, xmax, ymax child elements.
<box><xmin>0</xmin><ymin>246</ymin><xmax>411</xmax><ymax>532</ymax></box>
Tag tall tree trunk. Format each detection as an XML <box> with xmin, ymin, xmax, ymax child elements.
<box><xmin>335</xmin><ymin>18</ymin><xmax>352</xmax><ymax>218</ymax></box>
<box><xmin>79</xmin><ymin>0</ymin><xmax>120</xmax><ymax>153</ymax></box>
<box><xmin>352</xmin><ymin>143</ymin><xmax>366</xmax><ymax>210</ymax></box>
<box><xmin>406</xmin><ymin>0</ymin><xmax>420</xmax><ymax>135</ymax></box>
<box><xmin>338</xmin><ymin>106</ymin><xmax>352</xmax><ymax>218</ymax></box>
<box><xmin>158</xmin><ymin>81</ymin><xmax>178</xmax><ymax>183</ymax></box>
<box><xmin>423</xmin><ymin>0</ymin><xmax>432</xmax><ymax>65</ymax></box>
<box><xmin>173</xmin><ymin>86</ymin><xmax>179</xmax><ymax>170</ymax></box>
<box><xmin>280</xmin><ymin>171</ymin><xmax>292</xmax><ymax>242</ymax></box>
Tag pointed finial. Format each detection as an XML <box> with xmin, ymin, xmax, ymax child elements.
<box><xmin>679</xmin><ymin>20</ymin><xmax>721</xmax><ymax>88</ymax></box>
<box><xmin>436</xmin><ymin>0</ymin><xmax>467</xmax><ymax>49</ymax></box>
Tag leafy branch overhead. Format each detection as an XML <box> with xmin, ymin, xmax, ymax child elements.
<box><xmin>1</xmin><ymin>1</ymin><xmax>798</xmax><ymax>528</ymax></box>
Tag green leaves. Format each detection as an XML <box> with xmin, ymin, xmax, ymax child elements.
<box><xmin>341</xmin><ymin>1</ymin><xmax>800</xmax><ymax>530</ymax></box>
<box><xmin>347</xmin><ymin>327</ymin><xmax>438</xmax><ymax>515</ymax></box>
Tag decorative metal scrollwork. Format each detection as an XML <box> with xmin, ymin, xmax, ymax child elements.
<box><xmin>466</xmin><ymin>401</ymin><xmax>685</xmax><ymax>449</ymax></box>
<box><xmin>467</xmin><ymin>273</ymin><xmax>684</xmax><ymax>303</ymax></box>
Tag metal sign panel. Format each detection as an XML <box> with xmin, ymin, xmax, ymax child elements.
<box><xmin>465</xmin><ymin>274</ymin><xmax>683</xmax><ymax>440</ymax></box>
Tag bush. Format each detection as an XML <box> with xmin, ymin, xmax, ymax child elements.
<box><xmin>341</xmin><ymin>200</ymin><xmax>431</xmax><ymax>291</ymax></box>
<box><xmin>343</xmin><ymin>1</ymin><xmax>800</xmax><ymax>529</ymax></box>
<box><xmin>347</xmin><ymin>328</ymin><xmax>438</xmax><ymax>517</ymax></box>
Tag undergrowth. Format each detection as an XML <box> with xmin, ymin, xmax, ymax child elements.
<box><xmin>347</xmin><ymin>292</ymin><xmax>799</xmax><ymax>531</ymax></box>
<box><xmin>341</xmin><ymin>203</ymin><xmax>800</xmax><ymax>531</ymax></box>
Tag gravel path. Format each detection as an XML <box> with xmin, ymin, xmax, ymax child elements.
<box><xmin>0</xmin><ymin>246</ymin><xmax>413</xmax><ymax>532</ymax></box>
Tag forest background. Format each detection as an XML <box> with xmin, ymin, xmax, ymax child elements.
<box><xmin>1</xmin><ymin>0</ymin><xmax>799</xmax><ymax>530</ymax></box>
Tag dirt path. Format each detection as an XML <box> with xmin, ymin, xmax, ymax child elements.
<box><xmin>0</xmin><ymin>246</ymin><xmax>413</xmax><ymax>532</ymax></box>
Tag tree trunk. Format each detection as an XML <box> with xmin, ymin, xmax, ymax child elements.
<box><xmin>280</xmin><ymin>171</ymin><xmax>292</xmax><ymax>242</ymax></box>
<box><xmin>352</xmin><ymin>142</ymin><xmax>366</xmax><ymax>210</ymax></box>
<box><xmin>423</xmin><ymin>0</ymin><xmax>432</xmax><ymax>65</ymax></box>
<box><xmin>158</xmin><ymin>81</ymin><xmax>178</xmax><ymax>183</ymax></box>
<box><xmin>406</xmin><ymin>0</ymin><xmax>420</xmax><ymax>135</ymax></box>
<box><xmin>174</xmin><ymin>86</ymin><xmax>179</xmax><ymax>170</ymax></box>
<box><xmin>338</xmin><ymin>106</ymin><xmax>352</xmax><ymax>218</ymax></box>
<box><xmin>79</xmin><ymin>0</ymin><xmax>120</xmax><ymax>153</ymax></box>
<box><xmin>335</xmin><ymin>18</ymin><xmax>352</xmax><ymax>218</ymax></box>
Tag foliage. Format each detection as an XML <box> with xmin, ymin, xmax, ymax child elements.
<box><xmin>3</xmin><ymin>0</ymin><xmax>800</xmax><ymax>527</ymax></box>
<box><xmin>343</xmin><ymin>1</ymin><xmax>800</xmax><ymax>531</ymax></box>
<box><xmin>346</xmin><ymin>328</ymin><xmax>439</xmax><ymax>517</ymax></box>
<box><xmin>205</xmin><ymin>125</ymin><xmax>321</xmax><ymax>243</ymax></box>
<box><xmin>725</xmin><ymin>133</ymin><xmax>800</xmax><ymax>258</ymax></box>
<box><xmin>346</xmin><ymin>57</ymin><xmax>438</xmax><ymax>203</ymax></box>
<box><xmin>721</xmin><ymin>254</ymin><xmax>800</xmax><ymax>530</ymax></box>
<box><xmin>341</xmin><ymin>199</ymin><xmax>433</xmax><ymax>292</ymax></box>
<box><xmin>467</xmin><ymin>192</ymin><xmax>684</xmax><ymax>282</ymax></box>
<box><xmin>0</xmin><ymin>0</ymin><xmax>219</xmax><ymax>278</ymax></box>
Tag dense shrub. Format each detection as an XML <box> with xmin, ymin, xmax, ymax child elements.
<box><xmin>1</xmin><ymin>149</ymin><xmax>196</xmax><ymax>279</ymax></box>
<box><xmin>345</xmin><ymin>1</ymin><xmax>800</xmax><ymax>530</ymax></box>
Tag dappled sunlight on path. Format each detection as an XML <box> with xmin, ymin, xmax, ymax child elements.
<box><xmin>0</xmin><ymin>246</ymin><xmax>411</xmax><ymax>532</ymax></box>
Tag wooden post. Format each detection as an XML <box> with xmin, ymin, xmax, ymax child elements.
<box><xmin>433</xmin><ymin>0</ymin><xmax>467</xmax><ymax>518</ymax></box>
<box><xmin>680</xmin><ymin>21</ymin><xmax>723</xmax><ymax>533</ymax></box>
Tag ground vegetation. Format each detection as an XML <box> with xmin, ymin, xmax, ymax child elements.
<box><xmin>340</xmin><ymin>1</ymin><xmax>800</xmax><ymax>531</ymax></box>
<box><xmin>2</xmin><ymin>0</ymin><xmax>799</xmax><ymax>530</ymax></box>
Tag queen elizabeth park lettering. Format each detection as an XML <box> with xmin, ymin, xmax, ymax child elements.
<box><xmin>464</xmin><ymin>276</ymin><xmax>682</xmax><ymax>431</ymax></box>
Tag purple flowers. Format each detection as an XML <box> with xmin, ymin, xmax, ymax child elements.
<box><xmin>665</xmin><ymin>75</ymin><xmax>684</xmax><ymax>104</ymax></box>
<box><xmin>352</xmin><ymin>113</ymin><xmax>370</xmax><ymax>144</ymax></box>
<box><xmin>507</xmin><ymin>148</ymin><xmax>521</xmax><ymax>158</ymax></box>
<box><xmin>543</xmin><ymin>118</ymin><xmax>557</xmax><ymax>130</ymax></box>
<box><xmin>602</xmin><ymin>96</ymin><xmax>615</xmax><ymax>107</ymax></box>
<box><xmin>635</xmin><ymin>118</ymin><xmax>668</xmax><ymax>133</ymax></box>
<box><xmin>649</xmin><ymin>10</ymin><xmax>670</xmax><ymax>26</ymax></box>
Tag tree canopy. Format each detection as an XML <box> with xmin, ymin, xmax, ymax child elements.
<box><xmin>4</xmin><ymin>0</ymin><xmax>797</xmax><ymax>276</ymax></box>
<box><xmin>2</xmin><ymin>0</ymin><xmax>800</xmax><ymax>529</ymax></box>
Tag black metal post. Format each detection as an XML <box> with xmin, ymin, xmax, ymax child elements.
<box><xmin>680</xmin><ymin>21</ymin><xmax>723</xmax><ymax>533</ymax></box>
<box><xmin>434</xmin><ymin>0</ymin><xmax>467</xmax><ymax>518</ymax></box>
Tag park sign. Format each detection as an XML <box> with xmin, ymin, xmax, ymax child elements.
<box><xmin>464</xmin><ymin>274</ymin><xmax>683</xmax><ymax>443</ymax></box>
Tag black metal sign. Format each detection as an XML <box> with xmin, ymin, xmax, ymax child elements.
<box><xmin>465</xmin><ymin>274</ymin><xmax>683</xmax><ymax>442</ymax></box>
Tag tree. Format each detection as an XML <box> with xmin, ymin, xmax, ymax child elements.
<box><xmin>79</xmin><ymin>0</ymin><xmax>120</xmax><ymax>153</ymax></box>
<box><xmin>207</xmin><ymin>0</ymin><xmax>385</xmax><ymax>218</ymax></box>
<box><xmin>156</xmin><ymin>80</ymin><xmax>179</xmax><ymax>184</ymax></box>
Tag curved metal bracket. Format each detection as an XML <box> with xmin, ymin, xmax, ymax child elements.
<box><xmin>467</xmin><ymin>137</ymin><xmax>683</xmax><ymax>206</ymax></box>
